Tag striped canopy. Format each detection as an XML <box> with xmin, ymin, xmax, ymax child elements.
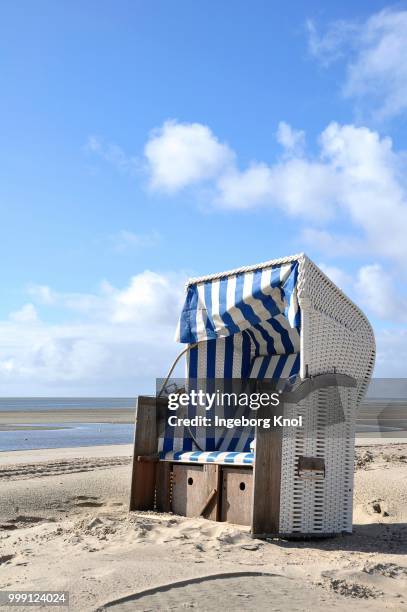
<box><xmin>177</xmin><ymin>260</ymin><xmax>300</xmax><ymax>344</ymax></box>
<box><xmin>176</xmin><ymin>259</ymin><xmax>301</xmax><ymax>380</ymax></box>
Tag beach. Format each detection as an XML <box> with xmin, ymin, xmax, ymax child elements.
<box><xmin>1</xmin><ymin>442</ymin><xmax>407</xmax><ymax>611</ymax></box>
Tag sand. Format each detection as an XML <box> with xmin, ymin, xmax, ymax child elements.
<box><xmin>0</xmin><ymin>409</ymin><xmax>134</xmax><ymax>426</ymax></box>
<box><xmin>1</xmin><ymin>444</ymin><xmax>407</xmax><ymax>611</ymax></box>
<box><xmin>0</xmin><ymin>445</ymin><xmax>133</xmax><ymax>466</ymax></box>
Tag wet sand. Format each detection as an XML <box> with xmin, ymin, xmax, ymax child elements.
<box><xmin>0</xmin><ymin>408</ymin><xmax>134</xmax><ymax>425</ymax></box>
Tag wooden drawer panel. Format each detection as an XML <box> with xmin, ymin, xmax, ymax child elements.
<box><xmin>171</xmin><ymin>464</ymin><xmax>219</xmax><ymax>519</ymax></box>
<box><xmin>221</xmin><ymin>467</ymin><xmax>253</xmax><ymax>526</ymax></box>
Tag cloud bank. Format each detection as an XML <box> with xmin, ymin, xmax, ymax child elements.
<box><xmin>307</xmin><ymin>9</ymin><xmax>407</xmax><ymax>120</ymax></box>
<box><xmin>0</xmin><ymin>272</ymin><xmax>186</xmax><ymax>395</ymax></box>
<box><xmin>144</xmin><ymin>119</ymin><xmax>407</xmax><ymax>267</ymax></box>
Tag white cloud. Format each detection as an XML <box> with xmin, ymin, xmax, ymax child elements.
<box><xmin>319</xmin><ymin>122</ymin><xmax>407</xmax><ymax>263</ymax></box>
<box><xmin>0</xmin><ymin>271</ymin><xmax>186</xmax><ymax>394</ymax></box>
<box><xmin>144</xmin><ymin>120</ymin><xmax>407</xmax><ymax>266</ymax></box>
<box><xmin>318</xmin><ymin>263</ymin><xmax>352</xmax><ymax>291</ymax></box>
<box><xmin>306</xmin><ymin>18</ymin><xmax>357</xmax><ymax>66</ymax></box>
<box><xmin>111</xmin><ymin>271</ymin><xmax>182</xmax><ymax>324</ymax></box>
<box><xmin>216</xmin><ymin>164</ymin><xmax>273</xmax><ymax>211</ymax></box>
<box><xmin>301</xmin><ymin>228</ymin><xmax>365</xmax><ymax>257</ymax></box>
<box><xmin>9</xmin><ymin>303</ymin><xmax>39</xmax><ymax>323</ymax></box>
<box><xmin>28</xmin><ymin>284</ymin><xmax>56</xmax><ymax>304</ymax></box>
<box><xmin>86</xmin><ymin>135</ymin><xmax>138</xmax><ymax>175</ymax></box>
<box><xmin>216</xmin><ymin>158</ymin><xmax>337</xmax><ymax>219</ymax></box>
<box><xmin>314</xmin><ymin>260</ymin><xmax>407</xmax><ymax>323</ymax></box>
<box><xmin>112</xmin><ymin>229</ymin><xmax>161</xmax><ymax>251</ymax></box>
<box><xmin>373</xmin><ymin>328</ymin><xmax>407</xmax><ymax>377</ymax></box>
<box><xmin>356</xmin><ymin>264</ymin><xmax>407</xmax><ymax>322</ymax></box>
<box><xmin>28</xmin><ymin>284</ymin><xmax>104</xmax><ymax>315</ymax></box>
<box><xmin>144</xmin><ymin>120</ymin><xmax>234</xmax><ymax>192</ymax></box>
<box><xmin>28</xmin><ymin>271</ymin><xmax>185</xmax><ymax>324</ymax></box>
<box><xmin>308</xmin><ymin>9</ymin><xmax>407</xmax><ymax>120</ymax></box>
<box><xmin>276</xmin><ymin>121</ymin><xmax>305</xmax><ymax>155</ymax></box>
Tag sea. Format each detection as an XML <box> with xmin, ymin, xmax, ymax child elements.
<box><xmin>0</xmin><ymin>397</ymin><xmax>406</xmax><ymax>452</ymax></box>
<box><xmin>0</xmin><ymin>398</ymin><xmax>135</xmax><ymax>452</ymax></box>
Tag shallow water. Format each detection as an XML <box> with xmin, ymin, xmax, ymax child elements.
<box><xmin>0</xmin><ymin>422</ymin><xmax>133</xmax><ymax>452</ymax></box>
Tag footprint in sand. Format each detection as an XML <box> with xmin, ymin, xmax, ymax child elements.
<box><xmin>73</xmin><ymin>496</ymin><xmax>104</xmax><ymax>507</ymax></box>
<box><xmin>364</xmin><ymin>563</ymin><xmax>407</xmax><ymax>578</ymax></box>
<box><xmin>0</xmin><ymin>554</ymin><xmax>14</xmax><ymax>565</ymax></box>
<box><xmin>3</xmin><ymin>516</ymin><xmax>53</xmax><ymax>529</ymax></box>
<box><xmin>74</xmin><ymin>495</ymin><xmax>99</xmax><ymax>500</ymax></box>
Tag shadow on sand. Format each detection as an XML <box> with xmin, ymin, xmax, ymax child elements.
<box><xmin>272</xmin><ymin>522</ymin><xmax>407</xmax><ymax>555</ymax></box>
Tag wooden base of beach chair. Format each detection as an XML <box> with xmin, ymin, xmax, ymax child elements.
<box><xmin>171</xmin><ymin>463</ymin><xmax>220</xmax><ymax>521</ymax></box>
<box><xmin>169</xmin><ymin>463</ymin><xmax>254</xmax><ymax>527</ymax></box>
<box><xmin>129</xmin><ymin>395</ymin><xmax>166</xmax><ymax>511</ymax></box>
<box><xmin>130</xmin><ymin>396</ymin><xmax>281</xmax><ymax>532</ymax></box>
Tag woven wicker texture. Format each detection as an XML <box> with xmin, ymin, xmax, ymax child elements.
<box><xmin>278</xmin><ymin>255</ymin><xmax>375</xmax><ymax>534</ymax></box>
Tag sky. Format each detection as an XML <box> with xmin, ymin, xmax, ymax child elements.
<box><xmin>1</xmin><ymin>0</ymin><xmax>406</xmax><ymax>395</ymax></box>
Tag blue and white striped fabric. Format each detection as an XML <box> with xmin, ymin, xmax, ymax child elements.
<box><xmin>180</xmin><ymin>261</ymin><xmax>301</xmax><ymax>383</ymax></box>
<box><xmin>159</xmin><ymin>354</ymin><xmax>300</xmax><ymax>462</ymax></box>
<box><xmin>176</xmin><ymin>261</ymin><xmax>300</xmax><ymax>345</ymax></box>
<box><xmin>160</xmin><ymin>259</ymin><xmax>302</xmax><ymax>464</ymax></box>
<box><xmin>162</xmin><ymin>451</ymin><xmax>255</xmax><ymax>466</ymax></box>
<box><xmin>250</xmin><ymin>353</ymin><xmax>300</xmax><ymax>380</ymax></box>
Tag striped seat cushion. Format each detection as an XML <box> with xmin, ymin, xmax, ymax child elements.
<box><xmin>161</xmin><ymin>450</ymin><xmax>254</xmax><ymax>466</ymax></box>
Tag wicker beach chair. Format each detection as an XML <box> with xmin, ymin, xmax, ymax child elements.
<box><xmin>130</xmin><ymin>254</ymin><xmax>375</xmax><ymax>537</ymax></box>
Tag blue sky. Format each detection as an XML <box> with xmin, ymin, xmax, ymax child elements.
<box><xmin>1</xmin><ymin>1</ymin><xmax>406</xmax><ymax>394</ymax></box>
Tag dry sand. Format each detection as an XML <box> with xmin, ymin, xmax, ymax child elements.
<box><xmin>0</xmin><ymin>445</ymin><xmax>133</xmax><ymax>466</ymax></box>
<box><xmin>0</xmin><ymin>444</ymin><xmax>407</xmax><ymax>611</ymax></box>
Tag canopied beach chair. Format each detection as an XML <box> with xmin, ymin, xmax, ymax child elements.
<box><xmin>130</xmin><ymin>254</ymin><xmax>375</xmax><ymax>537</ymax></box>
